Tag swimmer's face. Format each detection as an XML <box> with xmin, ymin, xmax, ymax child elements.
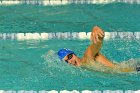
<box><xmin>63</xmin><ymin>53</ymin><xmax>79</xmax><ymax>66</ymax></box>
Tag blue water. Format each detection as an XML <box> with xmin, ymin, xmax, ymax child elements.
<box><xmin>0</xmin><ymin>2</ymin><xmax>140</xmax><ymax>91</ymax></box>
<box><xmin>0</xmin><ymin>3</ymin><xmax>140</xmax><ymax>33</ymax></box>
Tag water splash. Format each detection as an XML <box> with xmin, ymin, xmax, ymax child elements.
<box><xmin>41</xmin><ymin>50</ymin><xmax>140</xmax><ymax>74</ymax></box>
<box><xmin>116</xmin><ymin>58</ymin><xmax>140</xmax><ymax>72</ymax></box>
<box><xmin>41</xmin><ymin>50</ymin><xmax>93</xmax><ymax>78</ymax></box>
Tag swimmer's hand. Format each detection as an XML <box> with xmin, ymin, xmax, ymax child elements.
<box><xmin>90</xmin><ymin>26</ymin><xmax>104</xmax><ymax>44</ymax></box>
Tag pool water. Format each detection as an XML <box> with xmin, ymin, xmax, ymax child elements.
<box><xmin>0</xmin><ymin>3</ymin><xmax>140</xmax><ymax>33</ymax></box>
<box><xmin>0</xmin><ymin>2</ymin><xmax>140</xmax><ymax>91</ymax></box>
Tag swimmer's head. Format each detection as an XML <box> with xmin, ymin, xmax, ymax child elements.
<box><xmin>57</xmin><ymin>48</ymin><xmax>75</xmax><ymax>60</ymax></box>
<box><xmin>57</xmin><ymin>48</ymin><xmax>80</xmax><ymax>66</ymax></box>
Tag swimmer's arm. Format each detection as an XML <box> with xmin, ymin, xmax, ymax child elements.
<box><xmin>82</xmin><ymin>26</ymin><xmax>104</xmax><ymax>61</ymax></box>
<box><xmin>95</xmin><ymin>53</ymin><xmax>116</xmax><ymax>68</ymax></box>
<box><xmin>90</xmin><ymin>26</ymin><xmax>104</xmax><ymax>44</ymax></box>
<box><xmin>95</xmin><ymin>53</ymin><xmax>135</xmax><ymax>71</ymax></box>
<box><xmin>90</xmin><ymin>26</ymin><xmax>104</xmax><ymax>56</ymax></box>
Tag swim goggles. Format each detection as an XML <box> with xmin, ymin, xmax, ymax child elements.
<box><xmin>65</xmin><ymin>53</ymin><xmax>73</xmax><ymax>63</ymax></box>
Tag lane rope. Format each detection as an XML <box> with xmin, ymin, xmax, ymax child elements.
<box><xmin>0</xmin><ymin>90</ymin><xmax>139</xmax><ymax>93</ymax></box>
<box><xmin>0</xmin><ymin>32</ymin><xmax>139</xmax><ymax>40</ymax></box>
<box><xmin>0</xmin><ymin>0</ymin><xmax>140</xmax><ymax>5</ymax></box>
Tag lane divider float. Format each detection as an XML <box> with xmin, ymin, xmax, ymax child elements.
<box><xmin>0</xmin><ymin>32</ymin><xmax>139</xmax><ymax>41</ymax></box>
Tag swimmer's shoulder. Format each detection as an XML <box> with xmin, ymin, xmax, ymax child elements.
<box><xmin>80</xmin><ymin>57</ymin><xmax>95</xmax><ymax>66</ymax></box>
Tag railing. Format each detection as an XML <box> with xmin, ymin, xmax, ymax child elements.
<box><xmin>0</xmin><ymin>0</ymin><xmax>140</xmax><ymax>5</ymax></box>
<box><xmin>0</xmin><ymin>32</ymin><xmax>139</xmax><ymax>40</ymax></box>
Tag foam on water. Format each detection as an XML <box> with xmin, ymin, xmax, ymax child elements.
<box><xmin>41</xmin><ymin>49</ymin><xmax>140</xmax><ymax>74</ymax></box>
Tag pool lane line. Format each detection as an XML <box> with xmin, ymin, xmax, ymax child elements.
<box><xmin>0</xmin><ymin>0</ymin><xmax>140</xmax><ymax>5</ymax></box>
<box><xmin>0</xmin><ymin>90</ymin><xmax>140</xmax><ymax>93</ymax></box>
<box><xmin>0</xmin><ymin>32</ymin><xmax>139</xmax><ymax>40</ymax></box>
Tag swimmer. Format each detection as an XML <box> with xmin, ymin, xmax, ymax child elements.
<box><xmin>57</xmin><ymin>26</ymin><xmax>139</xmax><ymax>72</ymax></box>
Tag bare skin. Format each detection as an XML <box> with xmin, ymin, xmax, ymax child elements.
<box><xmin>63</xmin><ymin>26</ymin><xmax>135</xmax><ymax>72</ymax></box>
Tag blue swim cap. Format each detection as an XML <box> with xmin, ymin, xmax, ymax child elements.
<box><xmin>57</xmin><ymin>48</ymin><xmax>75</xmax><ymax>60</ymax></box>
